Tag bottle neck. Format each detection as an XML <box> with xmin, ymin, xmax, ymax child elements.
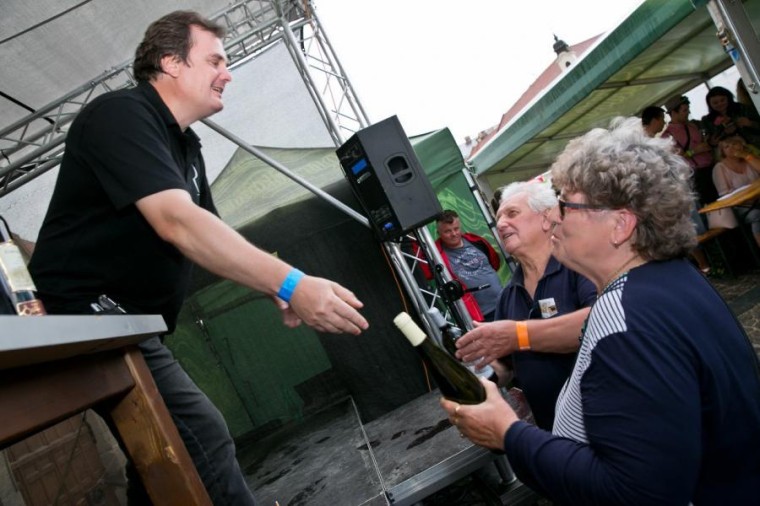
<box><xmin>445</xmin><ymin>324</ymin><xmax>462</xmax><ymax>339</ymax></box>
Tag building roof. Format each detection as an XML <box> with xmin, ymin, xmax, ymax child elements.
<box><xmin>467</xmin><ymin>35</ymin><xmax>601</xmax><ymax>159</ymax></box>
<box><xmin>468</xmin><ymin>0</ymin><xmax>760</xmax><ymax>190</ymax></box>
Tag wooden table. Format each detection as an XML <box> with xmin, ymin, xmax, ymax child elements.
<box><xmin>698</xmin><ymin>178</ymin><xmax>760</xmax><ymax>268</ymax></box>
<box><xmin>698</xmin><ymin>178</ymin><xmax>760</xmax><ymax>214</ymax></box>
<box><xmin>0</xmin><ymin>315</ymin><xmax>212</xmax><ymax>505</ymax></box>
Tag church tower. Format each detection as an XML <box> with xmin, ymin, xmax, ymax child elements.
<box><xmin>554</xmin><ymin>34</ymin><xmax>577</xmax><ymax>71</ymax></box>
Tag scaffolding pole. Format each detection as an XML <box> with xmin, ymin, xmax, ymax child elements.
<box><xmin>705</xmin><ymin>0</ymin><xmax>760</xmax><ymax>113</ymax></box>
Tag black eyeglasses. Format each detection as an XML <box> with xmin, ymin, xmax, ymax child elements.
<box><xmin>558</xmin><ymin>199</ymin><xmax>612</xmax><ymax>219</ymax></box>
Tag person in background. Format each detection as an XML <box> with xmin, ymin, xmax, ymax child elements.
<box><xmin>702</xmin><ymin>85</ymin><xmax>760</xmax><ymax>149</ymax></box>
<box><xmin>662</xmin><ymin>94</ymin><xmax>717</xmax><ymax>205</ymax></box>
<box><xmin>455</xmin><ymin>181</ymin><xmax>595</xmax><ymax>430</ymax></box>
<box><xmin>490</xmin><ymin>188</ymin><xmax>503</xmax><ymax>215</ymax></box>
<box><xmin>28</xmin><ymin>11</ymin><xmax>368</xmax><ymax>505</ymax></box>
<box><xmin>659</xmin><ymin>96</ymin><xmax>712</xmax><ymax>273</ymax></box>
<box><xmin>713</xmin><ymin>134</ymin><xmax>760</xmax><ymax>247</ymax></box>
<box><xmin>641</xmin><ymin>105</ymin><xmax>665</xmax><ymax>137</ymax></box>
<box><xmin>419</xmin><ymin>210</ymin><xmax>503</xmax><ymax>321</ymax></box>
<box><xmin>441</xmin><ymin>117</ymin><xmax>760</xmax><ymax>505</ymax></box>
<box><xmin>736</xmin><ymin>78</ymin><xmax>758</xmax><ymax>114</ymax></box>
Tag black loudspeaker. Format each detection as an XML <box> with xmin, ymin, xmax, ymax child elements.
<box><xmin>336</xmin><ymin>116</ymin><xmax>442</xmax><ymax>241</ymax></box>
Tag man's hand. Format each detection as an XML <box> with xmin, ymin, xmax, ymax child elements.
<box><xmin>136</xmin><ymin>190</ymin><xmax>369</xmax><ymax>335</ymax></box>
<box><xmin>288</xmin><ymin>275</ymin><xmax>368</xmax><ymax>335</ymax></box>
<box><xmin>271</xmin><ymin>297</ymin><xmax>303</xmax><ymax>328</ymax></box>
<box><xmin>455</xmin><ymin>320</ymin><xmax>516</xmax><ymax>366</ymax></box>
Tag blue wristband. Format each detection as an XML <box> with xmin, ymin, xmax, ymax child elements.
<box><xmin>277</xmin><ymin>268</ymin><xmax>305</xmax><ymax>303</ymax></box>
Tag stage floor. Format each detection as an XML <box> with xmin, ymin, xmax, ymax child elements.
<box><xmin>240</xmin><ymin>390</ymin><xmax>516</xmax><ymax>505</ymax></box>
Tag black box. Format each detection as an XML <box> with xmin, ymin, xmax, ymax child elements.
<box><xmin>336</xmin><ymin>116</ymin><xmax>442</xmax><ymax>241</ymax></box>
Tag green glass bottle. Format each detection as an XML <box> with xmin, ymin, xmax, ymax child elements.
<box><xmin>427</xmin><ymin>307</ymin><xmax>497</xmax><ymax>383</ymax></box>
<box><xmin>394</xmin><ymin>312</ymin><xmax>485</xmax><ymax>404</ymax></box>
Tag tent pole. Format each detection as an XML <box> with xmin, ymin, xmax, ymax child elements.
<box><xmin>201</xmin><ymin>118</ymin><xmax>369</xmax><ymax>228</ymax></box>
<box><xmin>384</xmin><ymin>241</ymin><xmax>441</xmax><ymax>339</ymax></box>
<box><xmin>705</xmin><ymin>0</ymin><xmax>760</xmax><ymax>113</ymax></box>
<box><xmin>279</xmin><ymin>19</ymin><xmax>344</xmax><ymax>147</ymax></box>
<box><xmin>461</xmin><ymin>167</ymin><xmax>517</xmax><ymax>274</ymax></box>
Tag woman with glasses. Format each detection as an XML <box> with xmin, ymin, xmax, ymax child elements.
<box><xmin>442</xmin><ymin>117</ymin><xmax>760</xmax><ymax>504</ymax></box>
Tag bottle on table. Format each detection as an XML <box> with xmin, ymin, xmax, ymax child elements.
<box><xmin>394</xmin><ymin>311</ymin><xmax>485</xmax><ymax>404</ymax></box>
<box><xmin>0</xmin><ymin>217</ymin><xmax>46</xmax><ymax>316</ymax></box>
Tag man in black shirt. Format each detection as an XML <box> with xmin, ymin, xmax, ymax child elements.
<box><xmin>29</xmin><ymin>10</ymin><xmax>368</xmax><ymax>505</ymax></box>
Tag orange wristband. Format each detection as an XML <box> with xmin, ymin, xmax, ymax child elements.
<box><xmin>516</xmin><ymin>321</ymin><xmax>531</xmax><ymax>351</ymax></box>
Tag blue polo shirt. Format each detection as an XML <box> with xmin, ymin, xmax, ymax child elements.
<box><xmin>495</xmin><ymin>256</ymin><xmax>596</xmax><ymax>430</ymax></box>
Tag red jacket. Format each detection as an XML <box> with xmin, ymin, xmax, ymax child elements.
<box><xmin>414</xmin><ymin>233</ymin><xmax>501</xmax><ymax>321</ymax></box>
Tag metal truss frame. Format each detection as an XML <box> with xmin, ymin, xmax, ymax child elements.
<box><xmin>0</xmin><ymin>0</ymin><xmax>369</xmax><ymax>197</ymax></box>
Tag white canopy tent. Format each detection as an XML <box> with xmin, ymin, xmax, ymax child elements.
<box><xmin>0</xmin><ymin>0</ymin><xmax>369</xmax><ymax>240</ymax></box>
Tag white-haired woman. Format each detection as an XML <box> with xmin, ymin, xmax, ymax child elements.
<box><xmin>443</xmin><ymin>118</ymin><xmax>760</xmax><ymax>504</ymax></box>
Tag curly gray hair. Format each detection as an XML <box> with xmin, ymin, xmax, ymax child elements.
<box><xmin>498</xmin><ymin>180</ymin><xmax>557</xmax><ymax>213</ymax></box>
<box><xmin>550</xmin><ymin>117</ymin><xmax>697</xmax><ymax>260</ymax></box>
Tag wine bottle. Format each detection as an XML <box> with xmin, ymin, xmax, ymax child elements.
<box><xmin>0</xmin><ymin>218</ymin><xmax>46</xmax><ymax>316</ymax></box>
<box><xmin>394</xmin><ymin>311</ymin><xmax>485</xmax><ymax>404</ymax></box>
<box><xmin>427</xmin><ymin>307</ymin><xmax>496</xmax><ymax>382</ymax></box>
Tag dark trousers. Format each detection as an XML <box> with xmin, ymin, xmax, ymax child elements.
<box><xmin>127</xmin><ymin>336</ymin><xmax>257</xmax><ymax>505</ymax></box>
<box><xmin>694</xmin><ymin>166</ymin><xmax>718</xmax><ymax>207</ymax></box>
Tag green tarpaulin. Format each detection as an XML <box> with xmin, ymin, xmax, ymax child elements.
<box><xmin>472</xmin><ymin>0</ymin><xmax>760</xmax><ymax>189</ymax></box>
<box><xmin>165</xmin><ymin>127</ymin><xmax>507</xmax><ymax>439</ymax></box>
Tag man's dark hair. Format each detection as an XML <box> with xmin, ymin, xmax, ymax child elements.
<box><xmin>641</xmin><ymin>105</ymin><xmax>665</xmax><ymax>126</ymax></box>
<box><xmin>437</xmin><ymin>209</ymin><xmax>459</xmax><ymax>224</ymax></box>
<box><xmin>133</xmin><ymin>10</ymin><xmax>226</xmax><ymax>82</ymax></box>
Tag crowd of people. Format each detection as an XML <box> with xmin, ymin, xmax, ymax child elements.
<box><xmin>639</xmin><ymin>83</ymin><xmax>760</xmax><ymax>251</ymax></box>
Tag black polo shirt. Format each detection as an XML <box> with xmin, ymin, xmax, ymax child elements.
<box><xmin>495</xmin><ymin>256</ymin><xmax>596</xmax><ymax>430</ymax></box>
<box><xmin>29</xmin><ymin>82</ymin><xmax>217</xmax><ymax>332</ymax></box>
